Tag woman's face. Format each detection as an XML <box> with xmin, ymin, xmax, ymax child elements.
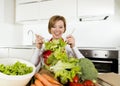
<box><xmin>50</xmin><ymin>20</ymin><xmax>65</xmax><ymax>39</ymax></box>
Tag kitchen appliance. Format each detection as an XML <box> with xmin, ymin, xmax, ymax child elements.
<box><xmin>79</xmin><ymin>49</ymin><xmax>118</xmax><ymax>73</ymax></box>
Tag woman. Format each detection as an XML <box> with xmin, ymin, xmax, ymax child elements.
<box><xmin>30</xmin><ymin>15</ymin><xmax>84</xmax><ymax>72</ymax></box>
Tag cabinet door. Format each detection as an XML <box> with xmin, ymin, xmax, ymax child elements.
<box><xmin>78</xmin><ymin>0</ymin><xmax>114</xmax><ymax>16</ymax></box>
<box><xmin>39</xmin><ymin>0</ymin><xmax>76</xmax><ymax>20</ymax></box>
<box><xmin>0</xmin><ymin>48</ymin><xmax>9</xmax><ymax>58</ymax></box>
<box><xmin>9</xmin><ymin>48</ymin><xmax>35</xmax><ymax>61</ymax></box>
<box><xmin>16</xmin><ymin>2</ymin><xmax>39</xmax><ymax>22</ymax></box>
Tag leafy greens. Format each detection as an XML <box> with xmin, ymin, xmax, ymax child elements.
<box><xmin>44</xmin><ymin>38</ymin><xmax>81</xmax><ymax>84</ymax></box>
<box><xmin>0</xmin><ymin>61</ymin><xmax>33</xmax><ymax>75</ymax></box>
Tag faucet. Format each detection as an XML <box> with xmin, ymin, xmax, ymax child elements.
<box><xmin>27</xmin><ymin>29</ymin><xmax>35</xmax><ymax>45</ymax></box>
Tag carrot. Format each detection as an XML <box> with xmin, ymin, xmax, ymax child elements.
<box><xmin>41</xmin><ymin>73</ymin><xmax>61</xmax><ymax>85</ymax></box>
<box><xmin>35</xmin><ymin>79</ymin><xmax>44</xmax><ymax>86</ymax></box>
<box><xmin>34</xmin><ymin>73</ymin><xmax>53</xmax><ymax>86</ymax></box>
<box><xmin>30</xmin><ymin>84</ymin><xmax>36</xmax><ymax>86</ymax></box>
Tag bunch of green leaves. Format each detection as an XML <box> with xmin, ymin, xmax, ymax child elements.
<box><xmin>49</xmin><ymin>58</ymin><xmax>81</xmax><ymax>84</ymax></box>
<box><xmin>0</xmin><ymin>61</ymin><xmax>33</xmax><ymax>75</ymax></box>
<box><xmin>44</xmin><ymin>38</ymin><xmax>82</xmax><ymax>84</ymax></box>
<box><xmin>44</xmin><ymin>38</ymin><xmax>66</xmax><ymax>52</ymax></box>
<box><xmin>44</xmin><ymin>38</ymin><xmax>68</xmax><ymax>65</ymax></box>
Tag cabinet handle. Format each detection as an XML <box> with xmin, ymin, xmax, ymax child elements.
<box><xmin>18</xmin><ymin>19</ymin><xmax>39</xmax><ymax>22</ymax></box>
<box><xmin>40</xmin><ymin>0</ymin><xmax>52</xmax><ymax>2</ymax></box>
<box><xmin>19</xmin><ymin>1</ymin><xmax>39</xmax><ymax>5</ymax></box>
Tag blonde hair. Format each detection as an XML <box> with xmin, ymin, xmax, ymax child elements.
<box><xmin>48</xmin><ymin>15</ymin><xmax>66</xmax><ymax>34</ymax></box>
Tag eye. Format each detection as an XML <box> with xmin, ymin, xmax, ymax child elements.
<box><xmin>52</xmin><ymin>26</ymin><xmax>56</xmax><ymax>28</ymax></box>
<box><xmin>59</xmin><ymin>26</ymin><xmax>64</xmax><ymax>29</ymax></box>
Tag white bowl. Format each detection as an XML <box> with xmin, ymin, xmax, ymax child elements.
<box><xmin>0</xmin><ymin>58</ymin><xmax>36</xmax><ymax>86</ymax></box>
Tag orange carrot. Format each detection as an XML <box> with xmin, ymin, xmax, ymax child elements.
<box><xmin>35</xmin><ymin>79</ymin><xmax>44</xmax><ymax>86</ymax></box>
<box><xmin>34</xmin><ymin>73</ymin><xmax>53</xmax><ymax>86</ymax></box>
<box><xmin>30</xmin><ymin>84</ymin><xmax>36</xmax><ymax>86</ymax></box>
<box><xmin>41</xmin><ymin>73</ymin><xmax>61</xmax><ymax>85</ymax></box>
<box><xmin>53</xmin><ymin>84</ymin><xmax>63</xmax><ymax>86</ymax></box>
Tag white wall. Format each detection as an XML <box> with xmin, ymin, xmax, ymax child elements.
<box><xmin>73</xmin><ymin>19</ymin><xmax>120</xmax><ymax>47</ymax></box>
<box><xmin>22</xmin><ymin>0</ymin><xmax>120</xmax><ymax>47</ymax></box>
<box><xmin>0</xmin><ymin>0</ymin><xmax>23</xmax><ymax>45</ymax></box>
<box><xmin>23</xmin><ymin>18</ymin><xmax>120</xmax><ymax>47</ymax></box>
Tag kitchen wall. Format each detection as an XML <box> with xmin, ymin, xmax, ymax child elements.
<box><xmin>1</xmin><ymin>0</ymin><xmax>119</xmax><ymax>47</ymax></box>
<box><xmin>23</xmin><ymin>0</ymin><xmax>120</xmax><ymax>47</ymax></box>
<box><xmin>0</xmin><ymin>0</ymin><xmax>23</xmax><ymax>46</ymax></box>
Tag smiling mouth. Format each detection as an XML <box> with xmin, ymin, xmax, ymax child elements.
<box><xmin>54</xmin><ymin>32</ymin><xmax>61</xmax><ymax>36</ymax></box>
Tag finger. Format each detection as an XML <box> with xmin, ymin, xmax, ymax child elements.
<box><xmin>35</xmin><ymin>34</ymin><xmax>44</xmax><ymax>40</ymax></box>
<box><xmin>35</xmin><ymin>34</ymin><xmax>39</xmax><ymax>38</ymax></box>
<box><xmin>66</xmin><ymin>35</ymin><xmax>72</xmax><ymax>38</ymax></box>
<box><xmin>36</xmin><ymin>38</ymin><xmax>43</xmax><ymax>44</ymax></box>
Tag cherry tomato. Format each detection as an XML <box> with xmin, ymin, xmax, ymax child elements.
<box><xmin>73</xmin><ymin>75</ymin><xmax>79</xmax><ymax>83</ymax></box>
<box><xmin>69</xmin><ymin>82</ymin><xmax>83</xmax><ymax>86</ymax></box>
<box><xmin>83</xmin><ymin>80</ymin><xmax>95</xmax><ymax>86</ymax></box>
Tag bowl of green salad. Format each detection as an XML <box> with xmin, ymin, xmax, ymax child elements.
<box><xmin>0</xmin><ymin>58</ymin><xmax>36</xmax><ymax>86</ymax></box>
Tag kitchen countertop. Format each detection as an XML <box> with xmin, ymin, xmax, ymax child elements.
<box><xmin>0</xmin><ymin>45</ymin><xmax>36</xmax><ymax>49</ymax></box>
<box><xmin>0</xmin><ymin>45</ymin><xmax>120</xmax><ymax>50</ymax></box>
<box><xmin>97</xmin><ymin>73</ymin><xmax>120</xmax><ymax>86</ymax></box>
<box><xmin>78</xmin><ymin>47</ymin><xmax>120</xmax><ymax>51</ymax></box>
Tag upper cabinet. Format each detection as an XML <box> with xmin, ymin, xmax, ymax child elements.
<box><xmin>39</xmin><ymin>0</ymin><xmax>76</xmax><ymax>20</ymax></box>
<box><xmin>15</xmin><ymin>0</ymin><xmax>114</xmax><ymax>23</ymax></box>
<box><xmin>15</xmin><ymin>0</ymin><xmax>76</xmax><ymax>23</ymax></box>
<box><xmin>16</xmin><ymin>1</ymin><xmax>39</xmax><ymax>22</ymax></box>
<box><xmin>77</xmin><ymin>0</ymin><xmax>114</xmax><ymax>21</ymax></box>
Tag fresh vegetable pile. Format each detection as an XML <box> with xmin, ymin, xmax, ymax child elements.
<box><xmin>0</xmin><ymin>61</ymin><xmax>33</xmax><ymax>75</ymax></box>
<box><xmin>31</xmin><ymin>38</ymin><xmax>98</xmax><ymax>86</ymax></box>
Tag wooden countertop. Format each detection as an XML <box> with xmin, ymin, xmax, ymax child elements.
<box><xmin>97</xmin><ymin>73</ymin><xmax>120</xmax><ymax>86</ymax></box>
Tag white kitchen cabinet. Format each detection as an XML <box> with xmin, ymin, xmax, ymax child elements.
<box><xmin>77</xmin><ymin>0</ymin><xmax>114</xmax><ymax>18</ymax></box>
<box><xmin>0</xmin><ymin>0</ymin><xmax>4</xmax><ymax>22</ymax></box>
<box><xmin>16</xmin><ymin>1</ymin><xmax>39</xmax><ymax>22</ymax></box>
<box><xmin>9</xmin><ymin>48</ymin><xmax>35</xmax><ymax>61</ymax></box>
<box><xmin>0</xmin><ymin>48</ymin><xmax>9</xmax><ymax>58</ymax></box>
<box><xmin>15</xmin><ymin>0</ymin><xmax>76</xmax><ymax>23</ymax></box>
<box><xmin>39</xmin><ymin>0</ymin><xmax>76</xmax><ymax>20</ymax></box>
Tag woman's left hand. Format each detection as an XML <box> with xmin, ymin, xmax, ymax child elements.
<box><xmin>66</xmin><ymin>35</ymin><xmax>75</xmax><ymax>48</ymax></box>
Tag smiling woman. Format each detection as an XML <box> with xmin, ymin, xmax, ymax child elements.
<box><xmin>30</xmin><ymin>15</ymin><xmax>84</xmax><ymax>72</ymax></box>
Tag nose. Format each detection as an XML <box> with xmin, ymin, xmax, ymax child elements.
<box><xmin>55</xmin><ymin>27</ymin><xmax>60</xmax><ymax>31</ymax></box>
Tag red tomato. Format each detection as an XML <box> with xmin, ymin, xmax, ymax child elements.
<box><xmin>83</xmin><ymin>80</ymin><xmax>95</xmax><ymax>86</ymax></box>
<box><xmin>69</xmin><ymin>82</ymin><xmax>83</xmax><ymax>86</ymax></box>
<box><xmin>73</xmin><ymin>75</ymin><xmax>79</xmax><ymax>83</ymax></box>
<box><xmin>42</xmin><ymin>50</ymin><xmax>52</xmax><ymax>64</ymax></box>
<box><xmin>42</xmin><ymin>50</ymin><xmax>52</xmax><ymax>58</ymax></box>
<box><xmin>69</xmin><ymin>82</ymin><xmax>75</xmax><ymax>86</ymax></box>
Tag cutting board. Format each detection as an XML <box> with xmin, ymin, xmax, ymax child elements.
<box><xmin>97</xmin><ymin>73</ymin><xmax>120</xmax><ymax>86</ymax></box>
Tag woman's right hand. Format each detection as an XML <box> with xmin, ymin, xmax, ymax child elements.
<box><xmin>35</xmin><ymin>34</ymin><xmax>44</xmax><ymax>49</ymax></box>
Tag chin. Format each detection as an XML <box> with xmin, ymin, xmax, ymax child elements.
<box><xmin>54</xmin><ymin>36</ymin><xmax>61</xmax><ymax>39</ymax></box>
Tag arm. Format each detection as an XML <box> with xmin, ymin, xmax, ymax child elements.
<box><xmin>72</xmin><ymin>47</ymin><xmax>85</xmax><ymax>59</ymax></box>
<box><xmin>65</xmin><ymin>35</ymin><xmax>84</xmax><ymax>58</ymax></box>
<box><xmin>30</xmin><ymin>47</ymin><xmax>44</xmax><ymax>72</ymax></box>
<box><xmin>30</xmin><ymin>47</ymin><xmax>43</xmax><ymax>66</ymax></box>
<box><xmin>65</xmin><ymin>45</ymin><xmax>84</xmax><ymax>58</ymax></box>
<box><xmin>31</xmin><ymin>34</ymin><xmax>45</xmax><ymax>72</ymax></box>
